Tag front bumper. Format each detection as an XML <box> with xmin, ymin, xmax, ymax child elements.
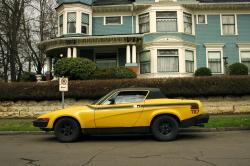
<box><xmin>33</xmin><ymin>119</ymin><xmax>49</xmax><ymax>128</ymax></box>
<box><xmin>181</xmin><ymin>114</ymin><xmax>209</xmax><ymax>128</ymax></box>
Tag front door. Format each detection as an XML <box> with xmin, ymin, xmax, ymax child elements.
<box><xmin>94</xmin><ymin>90</ymin><xmax>148</xmax><ymax>128</ymax></box>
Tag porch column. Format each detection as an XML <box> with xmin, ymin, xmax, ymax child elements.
<box><xmin>126</xmin><ymin>45</ymin><xmax>131</xmax><ymax>63</ymax></box>
<box><xmin>132</xmin><ymin>45</ymin><xmax>136</xmax><ymax>63</ymax></box>
<box><xmin>45</xmin><ymin>57</ymin><xmax>52</xmax><ymax>81</ymax></box>
<box><xmin>67</xmin><ymin>48</ymin><xmax>72</xmax><ymax>58</ymax></box>
<box><xmin>46</xmin><ymin>57</ymin><xmax>52</xmax><ymax>72</ymax></box>
<box><xmin>73</xmin><ymin>47</ymin><xmax>77</xmax><ymax>58</ymax></box>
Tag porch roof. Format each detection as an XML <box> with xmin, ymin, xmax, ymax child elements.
<box><xmin>38</xmin><ymin>34</ymin><xmax>143</xmax><ymax>53</ymax></box>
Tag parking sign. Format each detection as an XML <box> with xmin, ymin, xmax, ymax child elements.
<box><xmin>59</xmin><ymin>77</ymin><xmax>68</xmax><ymax>92</ymax></box>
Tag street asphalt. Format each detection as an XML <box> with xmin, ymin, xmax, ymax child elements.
<box><xmin>0</xmin><ymin>131</ymin><xmax>249</xmax><ymax>166</ymax></box>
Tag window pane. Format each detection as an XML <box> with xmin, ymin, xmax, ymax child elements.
<box><xmin>208</xmin><ymin>51</ymin><xmax>221</xmax><ymax>73</ymax></box>
<box><xmin>156</xmin><ymin>11</ymin><xmax>177</xmax><ymax>32</ymax></box>
<box><xmin>222</xmin><ymin>15</ymin><xmax>235</xmax><ymax>35</ymax></box>
<box><xmin>106</xmin><ymin>16</ymin><xmax>121</xmax><ymax>24</ymax></box>
<box><xmin>67</xmin><ymin>12</ymin><xmax>76</xmax><ymax>33</ymax></box>
<box><xmin>198</xmin><ymin>15</ymin><xmax>205</xmax><ymax>23</ymax></box>
<box><xmin>82</xmin><ymin>13</ymin><xmax>89</xmax><ymax>24</ymax></box>
<box><xmin>81</xmin><ymin>13</ymin><xmax>89</xmax><ymax>34</ymax></box>
<box><xmin>185</xmin><ymin>50</ymin><xmax>194</xmax><ymax>73</ymax></box>
<box><xmin>222</xmin><ymin>15</ymin><xmax>235</xmax><ymax>24</ymax></box>
<box><xmin>139</xmin><ymin>13</ymin><xmax>149</xmax><ymax>33</ymax></box>
<box><xmin>59</xmin><ymin>15</ymin><xmax>63</xmax><ymax>35</ymax></box>
<box><xmin>184</xmin><ymin>13</ymin><xmax>192</xmax><ymax>34</ymax></box>
<box><xmin>158</xmin><ymin>50</ymin><xmax>178</xmax><ymax>56</ymax></box>
<box><xmin>241</xmin><ymin>51</ymin><xmax>250</xmax><ymax>72</ymax></box>
<box><xmin>158</xmin><ymin>57</ymin><xmax>179</xmax><ymax>72</ymax></box>
<box><xmin>140</xmin><ymin>51</ymin><xmax>151</xmax><ymax>74</ymax></box>
<box><xmin>114</xmin><ymin>91</ymin><xmax>148</xmax><ymax>104</ymax></box>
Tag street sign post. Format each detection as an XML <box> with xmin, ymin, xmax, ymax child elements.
<box><xmin>59</xmin><ymin>77</ymin><xmax>68</xmax><ymax>109</ymax></box>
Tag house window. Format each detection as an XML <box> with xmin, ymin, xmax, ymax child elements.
<box><xmin>184</xmin><ymin>12</ymin><xmax>192</xmax><ymax>34</ymax></box>
<box><xmin>208</xmin><ymin>51</ymin><xmax>222</xmax><ymax>73</ymax></box>
<box><xmin>240</xmin><ymin>51</ymin><xmax>250</xmax><ymax>72</ymax></box>
<box><xmin>197</xmin><ymin>15</ymin><xmax>206</xmax><ymax>24</ymax></box>
<box><xmin>139</xmin><ymin>13</ymin><xmax>150</xmax><ymax>33</ymax></box>
<box><xmin>67</xmin><ymin>12</ymin><xmax>76</xmax><ymax>33</ymax></box>
<box><xmin>81</xmin><ymin>13</ymin><xmax>89</xmax><ymax>34</ymax></box>
<box><xmin>105</xmin><ymin>16</ymin><xmax>122</xmax><ymax>25</ymax></box>
<box><xmin>140</xmin><ymin>51</ymin><xmax>151</xmax><ymax>74</ymax></box>
<box><xmin>221</xmin><ymin>14</ymin><xmax>236</xmax><ymax>35</ymax></box>
<box><xmin>59</xmin><ymin>15</ymin><xmax>63</xmax><ymax>35</ymax></box>
<box><xmin>157</xmin><ymin>49</ymin><xmax>179</xmax><ymax>72</ymax></box>
<box><xmin>185</xmin><ymin>50</ymin><xmax>194</xmax><ymax>73</ymax></box>
<box><xmin>156</xmin><ymin>11</ymin><xmax>177</xmax><ymax>32</ymax></box>
<box><xmin>95</xmin><ymin>53</ymin><xmax>117</xmax><ymax>69</ymax></box>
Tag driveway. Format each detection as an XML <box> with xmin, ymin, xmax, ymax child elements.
<box><xmin>0</xmin><ymin>131</ymin><xmax>249</xmax><ymax>166</ymax></box>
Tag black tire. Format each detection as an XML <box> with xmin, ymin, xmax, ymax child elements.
<box><xmin>54</xmin><ymin>117</ymin><xmax>81</xmax><ymax>142</ymax></box>
<box><xmin>151</xmin><ymin>115</ymin><xmax>179</xmax><ymax>141</ymax></box>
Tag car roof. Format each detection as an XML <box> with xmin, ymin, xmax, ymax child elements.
<box><xmin>113</xmin><ymin>88</ymin><xmax>166</xmax><ymax>99</ymax></box>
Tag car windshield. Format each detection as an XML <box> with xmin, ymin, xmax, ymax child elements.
<box><xmin>92</xmin><ymin>90</ymin><xmax>116</xmax><ymax>105</ymax></box>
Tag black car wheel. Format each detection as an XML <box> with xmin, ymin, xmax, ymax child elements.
<box><xmin>151</xmin><ymin>115</ymin><xmax>179</xmax><ymax>141</ymax></box>
<box><xmin>54</xmin><ymin>117</ymin><xmax>81</xmax><ymax>142</ymax></box>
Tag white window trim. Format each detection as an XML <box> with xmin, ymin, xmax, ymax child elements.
<box><xmin>183</xmin><ymin>12</ymin><xmax>193</xmax><ymax>35</ymax></box>
<box><xmin>206</xmin><ymin>47</ymin><xmax>224</xmax><ymax>74</ymax></box>
<box><xmin>239</xmin><ymin>48</ymin><xmax>250</xmax><ymax>62</ymax></box>
<box><xmin>104</xmin><ymin>16</ymin><xmax>123</xmax><ymax>25</ymax></box>
<box><xmin>220</xmin><ymin>14</ymin><xmax>238</xmax><ymax>36</ymax></box>
<box><xmin>196</xmin><ymin>14</ymin><xmax>207</xmax><ymax>24</ymax></box>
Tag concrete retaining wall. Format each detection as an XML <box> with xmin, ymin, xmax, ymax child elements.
<box><xmin>0</xmin><ymin>96</ymin><xmax>250</xmax><ymax>118</ymax></box>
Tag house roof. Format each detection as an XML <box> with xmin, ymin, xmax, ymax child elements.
<box><xmin>93</xmin><ymin>0</ymin><xmax>134</xmax><ymax>6</ymax></box>
<box><xmin>198</xmin><ymin>0</ymin><xmax>250</xmax><ymax>3</ymax></box>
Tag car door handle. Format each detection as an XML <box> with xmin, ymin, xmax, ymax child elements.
<box><xmin>133</xmin><ymin>105</ymin><xmax>142</xmax><ymax>108</ymax></box>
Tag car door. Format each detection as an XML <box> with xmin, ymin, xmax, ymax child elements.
<box><xmin>94</xmin><ymin>90</ymin><xmax>148</xmax><ymax>128</ymax></box>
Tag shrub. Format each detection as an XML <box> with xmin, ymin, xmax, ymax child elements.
<box><xmin>20</xmin><ymin>72</ymin><xmax>37</xmax><ymax>82</ymax></box>
<box><xmin>1</xmin><ymin>76</ymin><xmax>250</xmax><ymax>101</ymax></box>
<box><xmin>54</xmin><ymin>58</ymin><xmax>96</xmax><ymax>80</ymax></box>
<box><xmin>92</xmin><ymin>67</ymin><xmax>136</xmax><ymax>80</ymax></box>
<box><xmin>229</xmin><ymin>63</ymin><xmax>248</xmax><ymax>75</ymax></box>
<box><xmin>194</xmin><ymin>67</ymin><xmax>212</xmax><ymax>76</ymax></box>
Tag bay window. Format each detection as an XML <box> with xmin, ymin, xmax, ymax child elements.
<box><xmin>208</xmin><ymin>51</ymin><xmax>222</xmax><ymax>73</ymax></box>
<box><xmin>81</xmin><ymin>13</ymin><xmax>89</xmax><ymax>34</ymax></box>
<box><xmin>157</xmin><ymin>49</ymin><xmax>179</xmax><ymax>72</ymax></box>
<box><xmin>140</xmin><ymin>51</ymin><xmax>151</xmax><ymax>74</ymax></box>
<box><xmin>221</xmin><ymin>14</ymin><xmax>236</xmax><ymax>35</ymax></box>
<box><xmin>139</xmin><ymin>13</ymin><xmax>150</xmax><ymax>33</ymax></box>
<box><xmin>67</xmin><ymin>12</ymin><xmax>76</xmax><ymax>33</ymax></box>
<box><xmin>185</xmin><ymin>50</ymin><xmax>194</xmax><ymax>73</ymax></box>
<box><xmin>184</xmin><ymin>12</ymin><xmax>192</xmax><ymax>34</ymax></box>
<box><xmin>240</xmin><ymin>51</ymin><xmax>250</xmax><ymax>72</ymax></box>
<box><xmin>156</xmin><ymin>11</ymin><xmax>177</xmax><ymax>32</ymax></box>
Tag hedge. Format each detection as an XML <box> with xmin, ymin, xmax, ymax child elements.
<box><xmin>0</xmin><ymin>76</ymin><xmax>250</xmax><ymax>101</ymax></box>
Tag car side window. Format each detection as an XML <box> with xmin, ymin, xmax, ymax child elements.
<box><xmin>102</xmin><ymin>91</ymin><xmax>148</xmax><ymax>105</ymax></box>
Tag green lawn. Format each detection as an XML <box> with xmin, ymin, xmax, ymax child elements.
<box><xmin>0</xmin><ymin>115</ymin><xmax>250</xmax><ymax>131</ymax></box>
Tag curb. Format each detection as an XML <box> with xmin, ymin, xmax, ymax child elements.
<box><xmin>0</xmin><ymin>127</ymin><xmax>249</xmax><ymax>135</ymax></box>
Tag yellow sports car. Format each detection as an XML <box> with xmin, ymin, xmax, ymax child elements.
<box><xmin>33</xmin><ymin>88</ymin><xmax>209</xmax><ymax>142</ymax></box>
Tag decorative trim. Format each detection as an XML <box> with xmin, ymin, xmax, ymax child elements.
<box><xmin>204</xmin><ymin>43</ymin><xmax>225</xmax><ymax>48</ymax></box>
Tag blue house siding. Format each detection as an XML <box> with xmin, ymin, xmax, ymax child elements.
<box><xmin>93</xmin><ymin>16</ymin><xmax>133</xmax><ymax>35</ymax></box>
<box><xmin>195</xmin><ymin>14</ymin><xmax>250</xmax><ymax>67</ymax></box>
<box><xmin>143</xmin><ymin>33</ymin><xmax>195</xmax><ymax>43</ymax></box>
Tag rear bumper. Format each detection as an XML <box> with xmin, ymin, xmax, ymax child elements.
<box><xmin>181</xmin><ymin>114</ymin><xmax>209</xmax><ymax>128</ymax></box>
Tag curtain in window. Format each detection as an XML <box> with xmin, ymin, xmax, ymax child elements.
<box><xmin>198</xmin><ymin>15</ymin><xmax>205</xmax><ymax>24</ymax></box>
<box><xmin>67</xmin><ymin>12</ymin><xmax>76</xmax><ymax>33</ymax></box>
<box><xmin>59</xmin><ymin>15</ymin><xmax>63</xmax><ymax>35</ymax></box>
<box><xmin>185</xmin><ymin>50</ymin><xmax>194</xmax><ymax>73</ymax></box>
<box><xmin>157</xmin><ymin>50</ymin><xmax>179</xmax><ymax>72</ymax></box>
<box><xmin>241</xmin><ymin>51</ymin><xmax>250</xmax><ymax>72</ymax></box>
<box><xmin>222</xmin><ymin>15</ymin><xmax>235</xmax><ymax>35</ymax></box>
<box><xmin>140</xmin><ymin>51</ymin><xmax>151</xmax><ymax>74</ymax></box>
<box><xmin>156</xmin><ymin>11</ymin><xmax>177</xmax><ymax>32</ymax></box>
<box><xmin>208</xmin><ymin>51</ymin><xmax>221</xmax><ymax>73</ymax></box>
<box><xmin>184</xmin><ymin>13</ymin><xmax>192</xmax><ymax>34</ymax></box>
<box><xmin>139</xmin><ymin>13</ymin><xmax>149</xmax><ymax>33</ymax></box>
<box><xmin>81</xmin><ymin>13</ymin><xmax>89</xmax><ymax>34</ymax></box>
